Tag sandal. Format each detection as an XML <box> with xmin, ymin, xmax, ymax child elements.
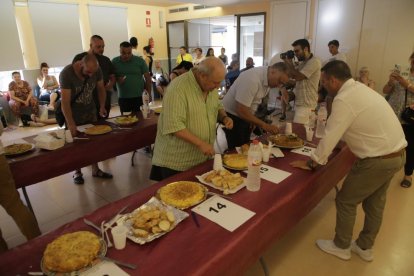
<box><xmin>400</xmin><ymin>179</ymin><xmax>411</xmax><ymax>188</ymax></box>
<box><xmin>73</xmin><ymin>172</ymin><xmax>84</xmax><ymax>185</ymax></box>
<box><xmin>92</xmin><ymin>169</ymin><xmax>113</xmax><ymax>179</ymax></box>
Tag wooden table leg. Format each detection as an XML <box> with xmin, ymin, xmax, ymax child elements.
<box><xmin>21</xmin><ymin>187</ymin><xmax>38</xmax><ymax>223</ymax></box>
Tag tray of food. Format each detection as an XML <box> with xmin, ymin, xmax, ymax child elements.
<box><xmin>120</xmin><ymin>197</ymin><xmax>188</xmax><ymax>245</ymax></box>
<box><xmin>41</xmin><ymin>231</ymin><xmax>107</xmax><ymax>275</ymax></box>
<box><xmin>196</xmin><ymin>169</ymin><xmax>245</xmax><ymax>194</ymax></box>
<box><xmin>153</xmin><ymin>107</ymin><xmax>162</xmax><ymax>114</ymax></box>
<box><xmin>222</xmin><ymin>153</ymin><xmax>248</xmax><ymax>170</ymax></box>
<box><xmin>114</xmin><ymin>115</ymin><xmax>138</xmax><ymax>126</ymax></box>
<box><xmin>4</xmin><ymin>143</ymin><xmax>35</xmax><ymax>156</ymax></box>
<box><xmin>268</xmin><ymin>134</ymin><xmax>304</xmax><ymax>149</ymax></box>
<box><xmin>157</xmin><ymin>181</ymin><xmax>208</xmax><ymax>209</ymax></box>
<box><xmin>84</xmin><ymin>125</ymin><xmax>112</xmax><ymax>135</ymax></box>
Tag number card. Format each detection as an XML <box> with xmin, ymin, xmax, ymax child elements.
<box><xmin>291</xmin><ymin>146</ymin><xmax>316</xmax><ymax>157</ymax></box>
<box><xmin>192</xmin><ymin>195</ymin><xmax>255</xmax><ymax>232</ymax></box>
<box><xmin>258</xmin><ymin>164</ymin><xmax>291</xmax><ymax>184</ymax></box>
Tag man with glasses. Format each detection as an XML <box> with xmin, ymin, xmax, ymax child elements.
<box><xmin>60</xmin><ymin>54</ymin><xmax>112</xmax><ymax>184</ymax></box>
<box><xmin>282</xmin><ymin>38</ymin><xmax>321</xmax><ymax>124</ymax></box>
<box><xmin>150</xmin><ymin>57</ymin><xmax>233</xmax><ymax>181</ymax></box>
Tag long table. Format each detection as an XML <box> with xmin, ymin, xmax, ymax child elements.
<box><xmin>0</xmin><ymin>125</ymin><xmax>356</xmax><ymax>275</ymax></box>
<box><xmin>7</xmin><ymin>112</ymin><xmax>158</xmax><ymax>190</ymax></box>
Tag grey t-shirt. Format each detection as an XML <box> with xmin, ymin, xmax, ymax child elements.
<box><xmin>294</xmin><ymin>56</ymin><xmax>321</xmax><ymax>108</ymax></box>
<box><xmin>60</xmin><ymin>64</ymin><xmax>103</xmax><ymax>125</ymax></box>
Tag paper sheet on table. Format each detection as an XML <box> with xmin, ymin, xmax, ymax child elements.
<box><xmin>271</xmin><ymin>147</ymin><xmax>284</xmax><ymax>158</ymax></box>
<box><xmin>291</xmin><ymin>146</ymin><xmax>316</xmax><ymax>157</ymax></box>
<box><xmin>77</xmin><ymin>124</ymin><xmax>94</xmax><ymax>132</ymax></box>
<box><xmin>81</xmin><ymin>260</ymin><xmax>130</xmax><ymax>276</ymax></box>
<box><xmin>2</xmin><ymin>138</ymin><xmax>29</xmax><ymax>146</ymax></box>
<box><xmin>106</xmin><ymin>118</ymin><xmax>118</xmax><ymax>124</ymax></box>
<box><xmin>258</xmin><ymin>164</ymin><xmax>291</xmax><ymax>184</ymax></box>
<box><xmin>192</xmin><ymin>195</ymin><xmax>255</xmax><ymax>232</ymax></box>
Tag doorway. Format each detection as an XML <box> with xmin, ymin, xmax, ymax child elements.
<box><xmin>166</xmin><ymin>13</ymin><xmax>266</xmax><ymax>72</ymax></box>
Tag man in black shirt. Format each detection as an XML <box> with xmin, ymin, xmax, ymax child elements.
<box><xmin>73</xmin><ymin>35</ymin><xmax>115</xmax><ymax>118</ymax></box>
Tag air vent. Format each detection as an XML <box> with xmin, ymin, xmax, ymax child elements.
<box><xmin>169</xmin><ymin>7</ymin><xmax>189</xmax><ymax>13</ymax></box>
<box><xmin>14</xmin><ymin>0</ymin><xmax>28</xmax><ymax>6</ymax></box>
<box><xmin>193</xmin><ymin>5</ymin><xmax>213</xmax><ymax>10</ymax></box>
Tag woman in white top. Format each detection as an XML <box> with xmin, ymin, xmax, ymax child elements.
<box><xmin>192</xmin><ymin>48</ymin><xmax>205</xmax><ymax>66</ymax></box>
<box><xmin>37</xmin><ymin>62</ymin><xmax>59</xmax><ymax>110</ymax></box>
<box><xmin>356</xmin><ymin>66</ymin><xmax>375</xmax><ymax>90</ymax></box>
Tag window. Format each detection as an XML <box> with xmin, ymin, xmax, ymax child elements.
<box><xmin>0</xmin><ymin>71</ymin><xmax>22</xmax><ymax>91</ymax></box>
<box><xmin>28</xmin><ymin>1</ymin><xmax>83</xmax><ymax>67</ymax></box>
<box><xmin>0</xmin><ymin>1</ymin><xmax>24</xmax><ymax>70</ymax></box>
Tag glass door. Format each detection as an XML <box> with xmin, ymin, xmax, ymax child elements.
<box><xmin>237</xmin><ymin>13</ymin><xmax>266</xmax><ymax>69</ymax></box>
<box><xmin>167</xmin><ymin>21</ymin><xmax>186</xmax><ymax>71</ymax></box>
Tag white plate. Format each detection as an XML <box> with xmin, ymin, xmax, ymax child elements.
<box><xmin>196</xmin><ymin>170</ymin><xmax>246</xmax><ymax>194</ymax></box>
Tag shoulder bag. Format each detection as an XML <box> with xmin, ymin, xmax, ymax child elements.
<box><xmin>401</xmin><ymin>89</ymin><xmax>414</xmax><ymax>124</ymax></box>
<box><xmin>55</xmin><ymin>78</ymin><xmax>89</xmax><ymax>127</ymax></box>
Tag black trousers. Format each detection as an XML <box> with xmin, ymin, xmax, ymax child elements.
<box><xmin>223</xmin><ymin>113</ymin><xmax>251</xmax><ymax>150</ymax></box>
<box><xmin>118</xmin><ymin>97</ymin><xmax>143</xmax><ymax>114</ymax></box>
<box><xmin>402</xmin><ymin>124</ymin><xmax>414</xmax><ymax>176</ymax></box>
<box><xmin>150</xmin><ymin>165</ymin><xmax>181</xmax><ymax>182</ymax></box>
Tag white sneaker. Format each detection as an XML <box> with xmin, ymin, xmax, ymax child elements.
<box><xmin>351</xmin><ymin>241</ymin><xmax>373</xmax><ymax>262</ymax></box>
<box><xmin>316</xmin><ymin>239</ymin><xmax>351</xmax><ymax>260</ymax></box>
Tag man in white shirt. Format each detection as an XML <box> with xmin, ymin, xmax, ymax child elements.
<box><xmin>291</xmin><ymin>60</ymin><xmax>406</xmax><ymax>262</ymax></box>
<box><xmin>222</xmin><ymin>62</ymin><xmax>289</xmax><ymax>149</ymax></box>
<box><xmin>282</xmin><ymin>39</ymin><xmax>321</xmax><ymax>124</ymax></box>
<box><xmin>328</xmin><ymin>40</ymin><xmax>347</xmax><ymax>63</ymax></box>
<box><xmin>0</xmin><ymin>122</ymin><xmax>41</xmax><ymax>252</ymax></box>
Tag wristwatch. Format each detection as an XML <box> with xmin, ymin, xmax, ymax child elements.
<box><xmin>306</xmin><ymin>159</ymin><xmax>317</xmax><ymax>171</ymax></box>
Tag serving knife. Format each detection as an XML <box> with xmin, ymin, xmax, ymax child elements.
<box><xmin>83</xmin><ymin>218</ymin><xmax>101</xmax><ymax>233</ymax></box>
<box><xmin>99</xmin><ymin>256</ymin><xmax>137</xmax><ymax>269</ymax></box>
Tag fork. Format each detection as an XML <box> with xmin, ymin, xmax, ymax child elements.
<box><xmin>101</xmin><ymin>220</ymin><xmax>113</xmax><ymax>248</ymax></box>
<box><xmin>207</xmin><ymin>191</ymin><xmax>232</xmax><ymax>200</ymax></box>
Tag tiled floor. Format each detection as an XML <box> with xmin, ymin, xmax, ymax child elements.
<box><xmin>1</xmin><ymin>105</ymin><xmax>413</xmax><ymax>275</ymax></box>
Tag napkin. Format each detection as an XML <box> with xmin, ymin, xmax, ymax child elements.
<box><xmin>271</xmin><ymin>147</ymin><xmax>284</xmax><ymax>158</ymax></box>
<box><xmin>80</xmin><ymin>261</ymin><xmax>129</xmax><ymax>276</ymax></box>
<box><xmin>77</xmin><ymin>124</ymin><xmax>94</xmax><ymax>132</ymax></box>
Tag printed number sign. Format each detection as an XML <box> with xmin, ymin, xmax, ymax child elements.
<box><xmin>192</xmin><ymin>196</ymin><xmax>255</xmax><ymax>232</ymax></box>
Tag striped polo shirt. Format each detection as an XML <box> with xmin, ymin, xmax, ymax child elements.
<box><xmin>152</xmin><ymin>70</ymin><xmax>223</xmax><ymax>171</ymax></box>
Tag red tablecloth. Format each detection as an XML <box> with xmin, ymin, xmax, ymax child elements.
<box><xmin>8</xmin><ymin>112</ymin><xmax>158</xmax><ymax>189</ymax></box>
<box><xmin>0</xmin><ymin>126</ymin><xmax>356</xmax><ymax>275</ymax></box>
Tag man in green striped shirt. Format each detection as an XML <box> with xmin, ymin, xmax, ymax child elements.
<box><xmin>150</xmin><ymin>57</ymin><xmax>233</xmax><ymax>181</ymax></box>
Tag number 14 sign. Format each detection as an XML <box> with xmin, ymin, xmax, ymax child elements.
<box><xmin>192</xmin><ymin>195</ymin><xmax>255</xmax><ymax>232</ymax></box>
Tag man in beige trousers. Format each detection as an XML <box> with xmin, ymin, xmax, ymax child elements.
<box><xmin>0</xmin><ymin>122</ymin><xmax>41</xmax><ymax>252</ymax></box>
<box><xmin>291</xmin><ymin>60</ymin><xmax>406</xmax><ymax>262</ymax></box>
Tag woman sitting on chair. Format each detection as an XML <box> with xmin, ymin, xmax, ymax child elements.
<box><xmin>8</xmin><ymin>71</ymin><xmax>39</xmax><ymax>124</ymax></box>
<box><xmin>37</xmin><ymin>62</ymin><xmax>60</xmax><ymax>110</ymax></box>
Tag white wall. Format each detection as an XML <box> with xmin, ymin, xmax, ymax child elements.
<box><xmin>357</xmin><ymin>0</ymin><xmax>414</xmax><ymax>92</ymax></box>
<box><xmin>313</xmin><ymin>0</ymin><xmax>364</xmax><ymax>74</ymax></box>
<box><xmin>269</xmin><ymin>0</ymin><xmax>309</xmax><ymax>62</ymax></box>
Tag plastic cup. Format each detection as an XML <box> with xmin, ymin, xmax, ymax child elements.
<box><xmin>140</xmin><ymin>105</ymin><xmax>149</xmax><ymax>119</ymax></box>
<box><xmin>213</xmin><ymin>154</ymin><xmax>223</xmax><ymax>171</ymax></box>
<box><xmin>262</xmin><ymin>146</ymin><xmax>271</xmax><ymax>162</ymax></box>
<box><xmin>306</xmin><ymin>128</ymin><xmax>314</xmax><ymax>142</ymax></box>
<box><xmin>285</xmin><ymin>122</ymin><xmax>292</xmax><ymax>135</ymax></box>
<box><xmin>111</xmin><ymin>225</ymin><xmax>127</xmax><ymax>250</ymax></box>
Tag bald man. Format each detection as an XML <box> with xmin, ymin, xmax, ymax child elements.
<box><xmin>60</xmin><ymin>53</ymin><xmax>112</xmax><ymax>184</ymax></box>
<box><xmin>73</xmin><ymin>35</ymin><xmax>116</xmax><ymax>118</ymax></box>
<box><xmin>150</xmin><ymin>57</ymin><xmax>233</xmax><ymax>181</ymax></box>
